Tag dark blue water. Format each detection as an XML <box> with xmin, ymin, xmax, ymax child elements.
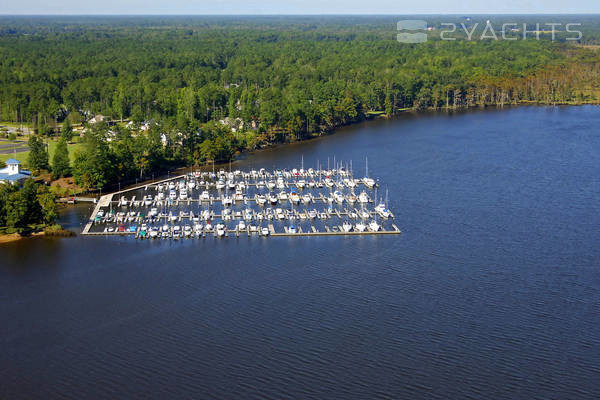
<box><xmin>2</xmin><ymin>106</ymin><xmax>600</xmax><ymax>399</ymax></box>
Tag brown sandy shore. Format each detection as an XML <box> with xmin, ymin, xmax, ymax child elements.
<box><xmin>0</xmin><ymin>232</ymin><xmax>45</xmax><ymax>244</ymax></box>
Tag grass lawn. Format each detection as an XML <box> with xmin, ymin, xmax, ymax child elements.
<box><xmin>0</xmin><ymin>138</ymin><xmax>83</xmax><ymax>167</ymax></box>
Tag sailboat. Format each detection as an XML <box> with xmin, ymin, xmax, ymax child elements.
<box><xmin>375</xmin><ymin>188</ymin><xmax>391</xmax><ymax>219</ymax></box>
<box><xmin>362</xmin><ymin>157</ymin><xmax>376</xmax><ymax>189</ymax></box>
<box><xmin>355</xmin><ymin>221</ymin><xmax>366</xmax><ymax>232</ymax></box>
<box><xmin>342</xmin><ymin>221</ymin><xmax>353</xmax><ymax>232</ymax></box>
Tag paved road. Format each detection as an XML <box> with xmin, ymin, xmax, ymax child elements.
<box><xmin>0</xmin><ymin>140</ymin><xmax>29</xmax><ymax>155</ymax></box>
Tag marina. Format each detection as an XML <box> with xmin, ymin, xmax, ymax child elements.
<box><xmin>82</xmin><ymin>162</ymin><xmax>402</xmax><ymax>238</ymax></box>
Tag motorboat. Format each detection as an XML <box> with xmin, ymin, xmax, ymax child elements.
<box><xmin>268</xmin><ymin>193</ymin><xmax>278</xmax><ymax>205</ymax></box>
<box><xmin>358</xmin><ymin>191</ymin><xmax>370</xmax><ymax>204</ymax></box>
<box><xmin>234</xmin><ymin>188</ymin><xmax>244</xmax><ymax>202</ymax></box>
<box><xmin>256</xmin><ymin>194</ymin><xmax>267</xmax><ymax>206</ymax></box>
<box><xmin>289</xmin><ymin>190</ymin><xmax>300</xmax><ymax>204</ymax></box>
<box><xmin>222</xmin><ymin>195</ymin><xmax>233</xmax><ymax>207</ymax></box>
<box><xmin>179</xmin><ymin>190</ymin><xmax>188</xmax><ymax>201</ymax></box>
<box><xmin>216</xmin><ymin>222</ymin><xmax>226</xmax><ymax>237</ymax></box>
<box><xmin>275</xmin><ymin>208</ymin><xmax>285</xmax><ymax>220</ymax></box>
<box><xmin>333</xmin><ymin>191</ymin><xmax>345</xmax><ymax>204</ymax></box>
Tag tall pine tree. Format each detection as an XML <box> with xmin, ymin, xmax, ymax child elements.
<box><xmin>52</xmin><ymin>138</ymin><xmax>71</xmax><ymax>179</ymax></box>
<box><xmin>27</xmin><ymin>135</ymin><xmax>49</xmax><ymax>172</ymax></box>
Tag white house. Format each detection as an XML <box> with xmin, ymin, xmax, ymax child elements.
<box><xmin>0</xmin><ymin>159</ymin><xmax>32</xmax><ymax>185</ymax></box>
<box><xmin>89</xmin><ymin>114</ymin><xmax>105</xmax><ymax>124</ymax></box>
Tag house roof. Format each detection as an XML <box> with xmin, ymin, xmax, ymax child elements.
<box><xmin>5</xmin><ymin>158</ymin><xmax>21</xmax><ymax>165</ymax></box>
<box><xmin>0</xmin><ymin>171</ymin><xmax>31</xmax><ymax>181</ymax></box>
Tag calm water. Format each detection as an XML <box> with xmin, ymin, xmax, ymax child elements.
<box><xmin>2</xmin><ymin>106</ymin><xmax>600</xmax><ymax>399</ymax></box>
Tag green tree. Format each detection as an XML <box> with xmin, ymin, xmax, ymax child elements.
<box><xmin>5</xmin><ymin>191</ymin><xmax>27</xmax><ymax>232</ymax></box>
<box><xmin>37</xmin><ymin>185</ymin><xmax>58</xmax><ymax>224</ymax></box>
<box><xmin>27</xmin><ymin>135</ymin><xmax>50</xmax><ymax>172</ymax></box>
<box><xmin>52</xmin><ymin>138</ymin><xmax>71</xmax><ymax>179</ymax></box>
<box><xmin>0</xmin><ymin>183</ymin><xmax>17</xmax><ymax>228</ymax></box>
<box><xmin>72</xmin><ymin>127</ymin><xmax>114</xmax><ymax>190</ymax></box>
<box><xmin>21</xmin><ymin>179</ymin><xmax>42</xmax><ymax>226</ymax></box>
<box><xmin>61</xmin><ymin>119</ymin><xmax>74</xmax><ymax>142</ymax></box>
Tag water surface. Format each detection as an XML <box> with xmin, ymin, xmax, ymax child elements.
<box><xmin>2</xmin><ymin>106</ymin><xmax>600</xmax><ymax>399</ymax></box>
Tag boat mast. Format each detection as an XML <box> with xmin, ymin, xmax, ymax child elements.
<box><xmin>386</xmin><ymin>187</ymin><xmax>389</xmax><ymax>208</ymax></box>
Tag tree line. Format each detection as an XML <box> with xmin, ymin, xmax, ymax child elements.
<box><xmin>2</xmin><ymin>16</ymin><xmax>599</xmax><ymax>190</ymax></box>
<box><xmin>0</xmin><ymin>179</ymin><xmax>58</xmax><ymax>234</ymax></box>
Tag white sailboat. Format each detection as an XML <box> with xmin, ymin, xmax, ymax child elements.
<box><xmin>362</xmin><ymin>157</ymin><xmax>376</xmax><ymax>188</ymax></box>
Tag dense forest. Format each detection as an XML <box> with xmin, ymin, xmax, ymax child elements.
<box><xmin>1</xmin><ymin>16</ymin><xmax>599</xmax><ymax>190</ymax></box>
<box><xmin>0</xmin><ymin>179</ymin><xmax>58</xmax><ymax>234</ymax></box>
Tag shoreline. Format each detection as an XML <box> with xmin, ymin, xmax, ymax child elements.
<box><xmin>58</xmin><ymin>102</ymin><xmax>600</xmax><ymax>198</ymax></box>
<box><xmin>0</xmin><ymin>232</ymin><xmax>45</xmax><ymax>244</ymax></box>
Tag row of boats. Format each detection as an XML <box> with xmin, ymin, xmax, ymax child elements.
<box><xmin>104</xmin><ymin>217</ymin><xmax>384</xmax><ymax>239</ymax></box>
<box><xmin>119</xmin><ymin>189</ymin><xmax>374</xmax><ymax>207</ymax></box>
<box><xmin>97</xmin><ymin>205</ymin><xmax>389</xmax><ymax>225</ymax></box>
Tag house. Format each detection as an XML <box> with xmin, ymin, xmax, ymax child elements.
<box><xmin>0</xmin><ymin>159</ymin><xmax>32</xmax><ymax>185</ymax></box>
<box><xmin>219</xmin><ymin>117</ymin><xmax>245</xmax><ymax>132</ymax></box>
<box><xmin>89</xmin><ymin>114</ymin><xmax>105</xmax><ymax>124</ymax></box>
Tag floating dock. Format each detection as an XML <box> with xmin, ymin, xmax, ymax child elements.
<box><xmin>81</xmin><ymin>166</ymin><xmax>401</xmax><ymax>238</ymax></box>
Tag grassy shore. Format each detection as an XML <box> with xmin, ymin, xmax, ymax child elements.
<box><xmin>0</xmin><ymin>137</ymin><xmax>83</xmax><ymax>166</ymax></box>
<box><xmin>0</xmin><ymin>225</ymin><xmax>75</xmax><ymax>244</ymax></box>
